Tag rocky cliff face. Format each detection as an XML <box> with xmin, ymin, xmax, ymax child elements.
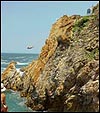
<box><xmin>24</xmin><ymin>15</ymin><xmax>81</xmax><ymax>85</ymax></box>
<box><xmin>1</xmin><ymin>61</ymin><xmax>23</xmax><ymax>91</ymax></box>
<box><xmin>2</xmin><ymin>3</ymin><xmax>99</xmax><ymax>112</ymax></box>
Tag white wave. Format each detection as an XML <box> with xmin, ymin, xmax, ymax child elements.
<box><xmin>1</xmin><ymin>59</ymin><xmax>8</xmax><ymax>62</ymax></box>
<box><xmin>10</xmin><ymin>90</ymin><xmax>17</xmax><ymax>93</ymax></box>
<box><xmin>16</xmin><ymin>68</ymin><xmax>24</xmax><ymax>76</ymax></box>
<box><xmin>18</xmin><ymin>101</ymin><xmax>25</xmax><ymax>106</ymax></box>
<box><xmin>1</xmin><ymin>61</ymin><xmax>9</xmax><ymax>65</ymax></box>
<box><xmin>1</xmin><ymin>61</ymin><xmax>29</xmax><ymax>65</ymax></box>
<box><xmin>9</xmin><ymin>56</ymin><xmax>25</xmax><ymax>59</ymax></box>
<box><xmin>15</xmin><ymin>56</ymin><xmax>25</xmax><ymax>59</ymax></box>
<box><xmin>17</xmin><ymin>62</ymin><xmax>29</xmax><ymax>65</ymax></box>
<box><xmin>1</xmin><ymin>68</ymin><xmax>6</xmax><ymax>74</ymax></box>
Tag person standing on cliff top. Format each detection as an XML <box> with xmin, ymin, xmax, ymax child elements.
<box><xmin>87</xmin><ymin>8</ymin><xmax>91</xmax><ymax>15</ymax></box>
<box><xmin>1</xmin><ymin>83</ymin><xmax>8</xmax><ymax>112</ymax></box>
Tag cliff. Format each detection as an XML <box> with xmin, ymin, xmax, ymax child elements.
<box><xmin>1</xmin><ymin>3</ymin><xmax>99</xmax><ymax>112</ymax></box>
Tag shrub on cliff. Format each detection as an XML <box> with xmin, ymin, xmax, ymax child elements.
<box><xmin>72</xmin><ymin>16</ymin><xmax>89</xmax><ymax>32</ymax></box>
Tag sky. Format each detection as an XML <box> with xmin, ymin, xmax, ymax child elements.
<box><xmin>1</xmin><ymin>1</ymin><xmax>99</xmax><ymax>54</ymax></box>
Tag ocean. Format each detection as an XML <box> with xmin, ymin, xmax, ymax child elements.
<box><xmin>1</xmin><ymin>53</ymin><xmax>39</xmax><ymax>112</ymax></box>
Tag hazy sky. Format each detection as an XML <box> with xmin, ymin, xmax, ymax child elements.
<box><xmin>1</xmin><ymin>1</ymin><xmax>98</xmax><ymax>54</ymax></box>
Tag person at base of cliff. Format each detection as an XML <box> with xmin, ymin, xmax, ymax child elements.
<box><xmin>1</xmin><ymin>83</ymin><xmax>8</xmax><ymax>112</ymax></box>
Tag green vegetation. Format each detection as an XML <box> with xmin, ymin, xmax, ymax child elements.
<box><xmin>72</xmin><ymin>16</ymin><xmax>89</xmax><ymax>32</ymax></box>
<box><xmin>85</xmin><ymin>48</ymin><xmax>99</xmax><ymax>60</ymax></box>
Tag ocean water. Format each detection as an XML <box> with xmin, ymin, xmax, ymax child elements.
<box><xmin>1</xmin><ymin>53</ymin><xmax>39</xmax><ymax>112</ymax></box>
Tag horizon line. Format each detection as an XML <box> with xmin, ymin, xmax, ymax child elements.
<box><xmin>1</xmin><ymin>52</ymin><xmax>39</xmax><ymax>54</ymax></box>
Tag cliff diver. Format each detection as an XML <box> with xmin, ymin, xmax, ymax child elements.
<box><xmin>27</xmin><ymin>46</ymin><xmax>33</xmax><ymax>49</ymax></box>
